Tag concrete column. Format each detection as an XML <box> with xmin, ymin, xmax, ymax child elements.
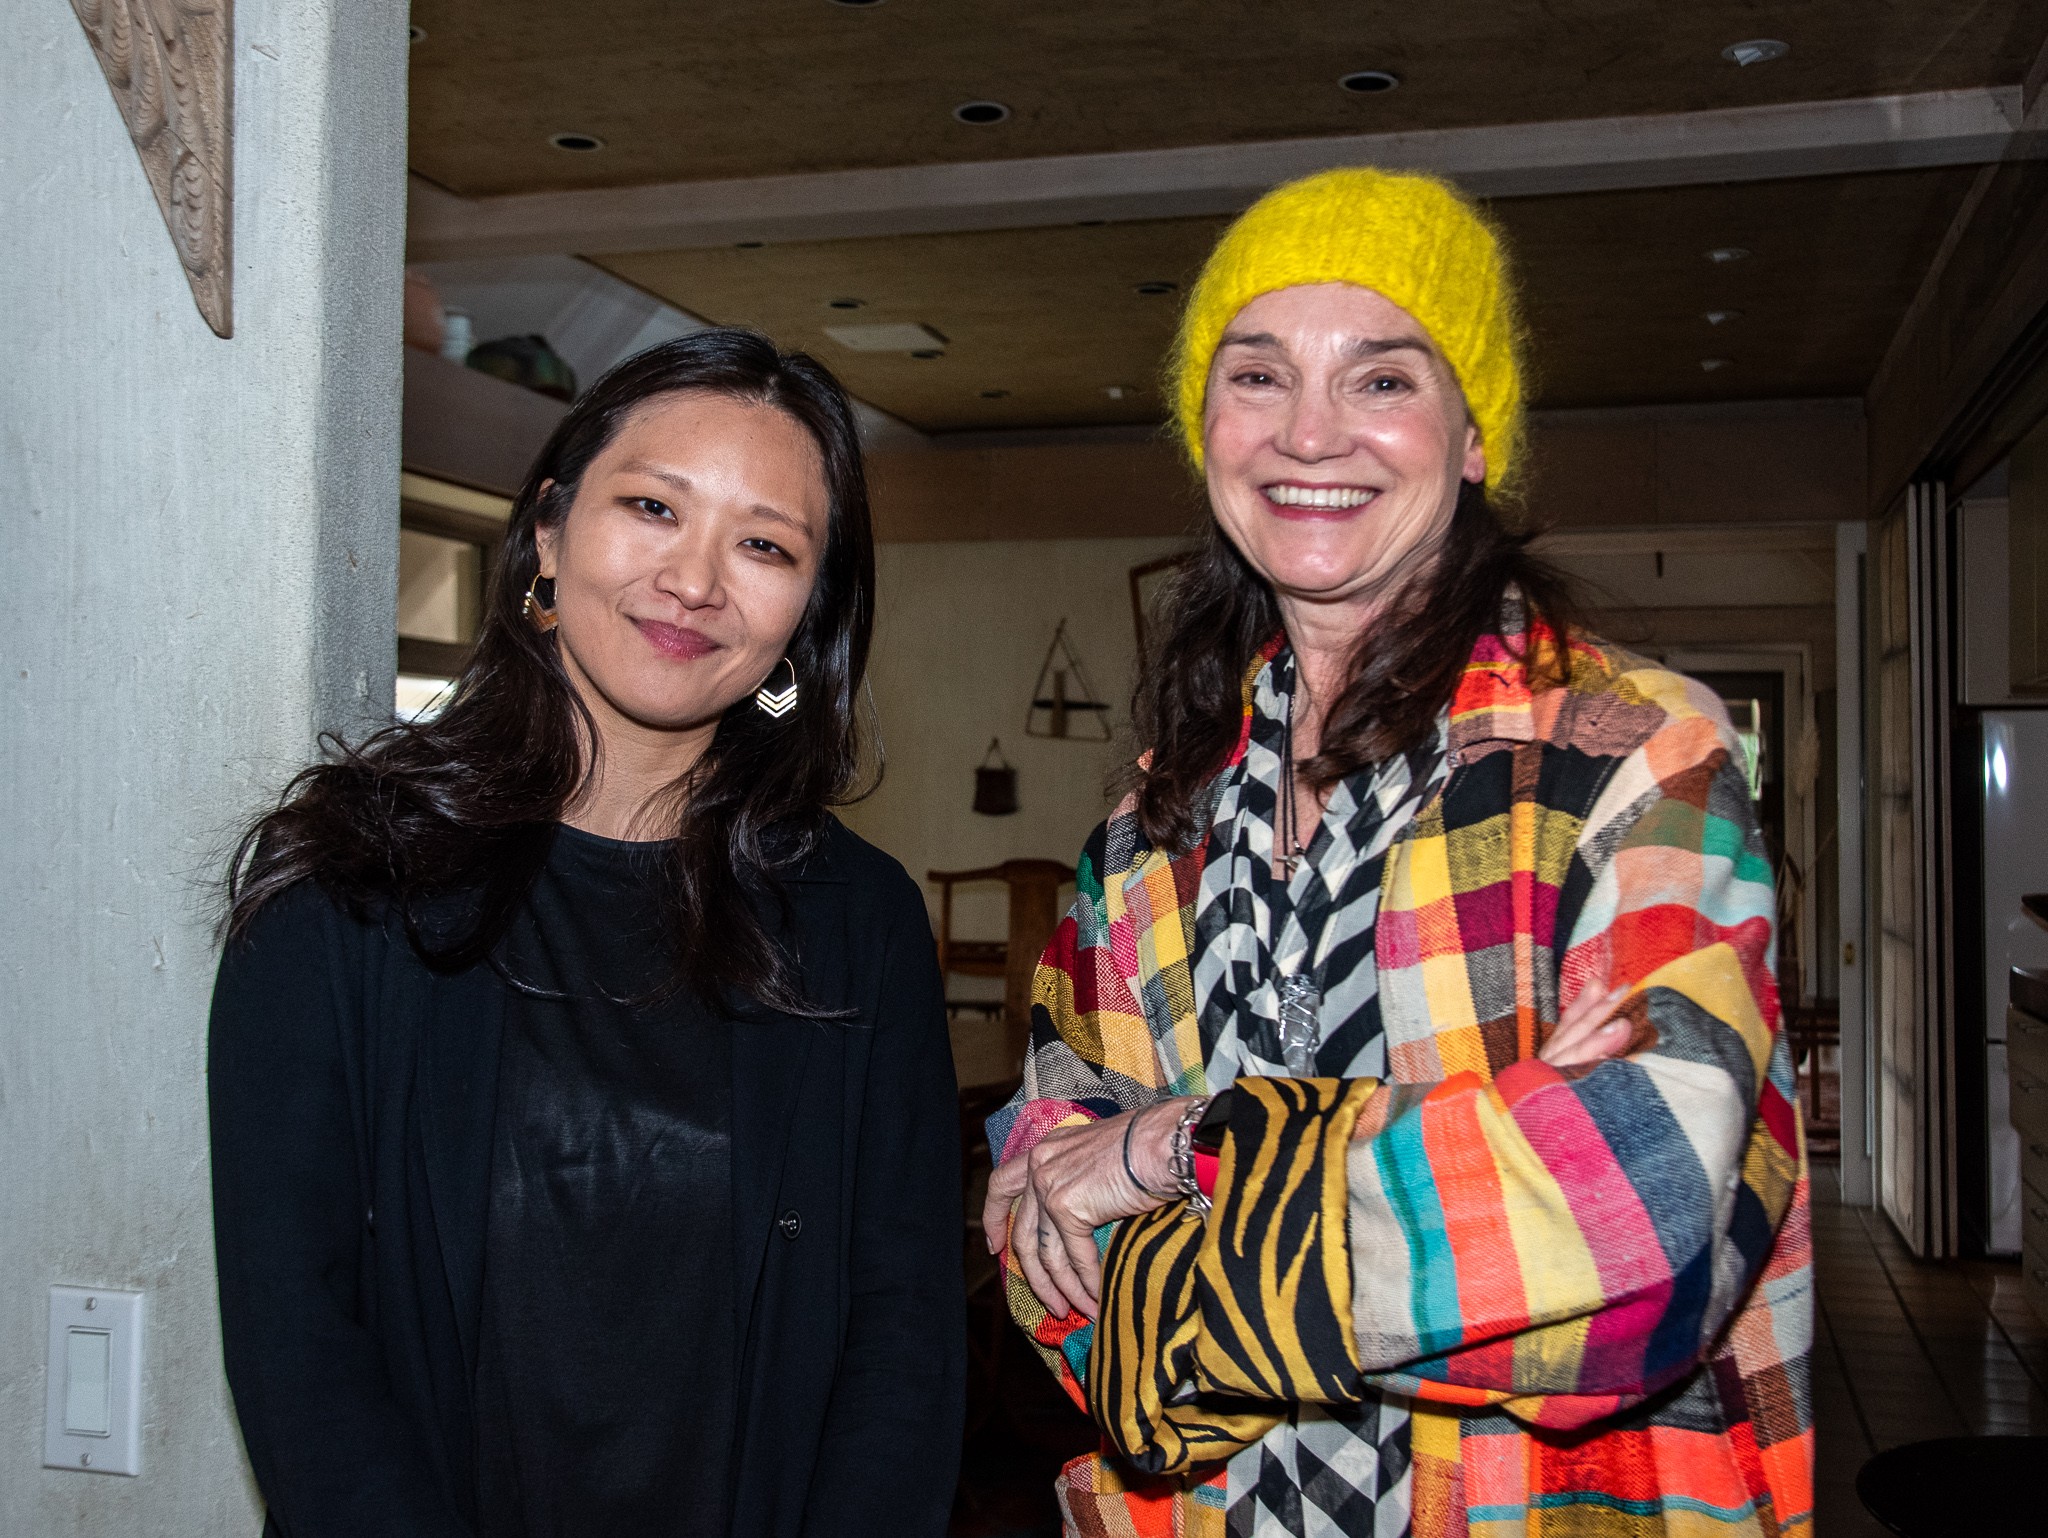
<box><xmin>0</xmin><ymin>3</ymin><xmax>407</xmax><ymax>1531</ymax></box>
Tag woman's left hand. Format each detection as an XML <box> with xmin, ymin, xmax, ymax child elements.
<box><xmin>1541</xmin><ymin>982</ymin><xmax>1635</xmax><ymax>1069</ymax></box>
<box><xmin>982</xmin><ymin>1100</ymin><xmax>1188</xmax><ymax>1320</ymax></box>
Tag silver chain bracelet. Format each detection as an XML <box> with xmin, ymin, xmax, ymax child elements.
<box><xmin>1168</xmin><ymin>1095</ymin><xmax>1213</xmax><ymax>1214</ymax></box>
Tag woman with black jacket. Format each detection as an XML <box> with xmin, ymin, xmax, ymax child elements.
<box><xmin>209</xmin><ymin>329</ymin><xmax>963</xmax><ymax>1538</ymax></box>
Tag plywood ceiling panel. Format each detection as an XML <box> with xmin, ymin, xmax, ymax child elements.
<box><xmin>591</xmin><ymin>167</ymin><xmax>1977</xmax><ymax>431</ymax></box>
<box><xmin>406</xmin><ymin>1</ymin><xmax>2038</xmax><ymax>196</ymax></box>
<box><xmin>596</xmin><ymin>218</ymin><xmax>1225</xmax><ymax>432</ymax></box>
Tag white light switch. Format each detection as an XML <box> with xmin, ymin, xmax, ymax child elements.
<box><xmin>44</xmin><ymin>1286</ymin><xmax>143</xmax><ymax>1476</ymax></box>
<box><xmin>64</xmin><ymin>1328</ymin><xmax>111</xmax><ymax>1435</ymax></box>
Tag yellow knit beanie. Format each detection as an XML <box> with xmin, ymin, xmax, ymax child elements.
<box><xmin>1170</xmin><ymin>168</ymin><xmax>1525</xmax><ymax>491</ymax></box>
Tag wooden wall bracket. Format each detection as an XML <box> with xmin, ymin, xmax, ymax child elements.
<box><xmin>71</xmin><ymin>0</ymin><xmax>234</xmax><ymax>337</ymax></box>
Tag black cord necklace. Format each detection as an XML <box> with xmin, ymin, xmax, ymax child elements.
<box><xmin>1278</xmin><ymin>668</ymin><xmax>1305</xmax><ymax>880</ymax></box>
<box><xmin>1274</xmin><ymin>662</ymin><xmax>1322</xmax><ymax>1071</ymax></box>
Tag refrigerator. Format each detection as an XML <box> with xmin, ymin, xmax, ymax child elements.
<box><xmin>1978</xmin><ymin>711</ymin><xmax>2048</xmax><ymax>1254</ymax></box>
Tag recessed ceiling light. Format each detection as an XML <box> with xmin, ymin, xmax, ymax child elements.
<box><xmin>1340</xmin><ymin>70</ymin><xmax>1401</xmax><ymax>94</ymax></box>
<box><xmin>1706</xmin><ymin>246</ymin><xmax>1750</xmax><ymax>264</ymax></box>
<box><xmin>1704</xmin><ymin>309</ymin><xmax>1742</xmax><ymax>326</ymax></box>
<box><xmin>954</xmin><ymin>100</ymin><xmax>1011</xmax><ymax>125</ymax></box>
<box><xmin>1075</xmin><ymin>219</ymin><xmax>1108</xmax><ymax>228</ymax></box>
<box><xmin>827</xmin><ymin>297</ymin><xmax>865</xmax><ymax>310</ymax></box>
<box><xmin>549</xmin><ymin>132</ymin><xmax>605</xmax><ymax>152</ymax></box>
<box><xmin>980</xmin><ymin>389</ymin><xmax>1011</xmax><ymax>399</ymax></box>
<box><xmin>910</xmin><ymin>349</ymin><xmax>944</xmax><ymax>360</ymax></box>
<box><xmin>830</xmin><ymin>0</ymin><xmax>886</xmax><ymax>7</ymax></box>
<box><xmin>409</xmin><ymin>24</ymin><xmax>426</xmax><ymax>43</ymax></box>
<box><xmin>1104</xmin><ymin>385</ymin><xmax>1138</xmax><ymax>400</ymax></box>
<box><xmin>1722</xmin><ymin>39</ymin><xmax>1789</xmax><ymax>67</ymax></box>
<box><xmin>734</xmin><ymin>241</ymin><xmax>765</xmax><ymax>249</ymax></box>
<box><xmin>1700</xmin><ymin>358</ymin><xmax>1733</xmax><ymax>372</ymax></box>
<box><xmin>1134</xmin><ymin>280</ymin><xmax>1178</xmax><ymax>296</ymax></box>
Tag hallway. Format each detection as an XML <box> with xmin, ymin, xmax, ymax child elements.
<box><xmin>1812</xmin><ymin>1161</ymin><xmax>2048</xmax><ymax>1535</ymax></box>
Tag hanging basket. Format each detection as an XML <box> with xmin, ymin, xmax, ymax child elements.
<box><xmin>973</xmin><ymin>738</ymin><xmax>1019</xmax><ymax>816</ymax></box>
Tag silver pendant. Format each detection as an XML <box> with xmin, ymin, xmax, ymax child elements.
<box><xmin>1277</xmin><ymin>972</ymin><xmax>1321</xmax><ymax>1076</ymax></box>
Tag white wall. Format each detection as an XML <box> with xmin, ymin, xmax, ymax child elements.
<box><xmin>841</xmin><ymin>536</ymin><xmax>1191</xmax><ymax>946</ymax></box>
<box><xmin>1534</xmin><ymin>525</ymin><xmax>1839</xmax><ymax>612</ymax></box>
<box><xmin>0</xmin><ymin>4</ymin><xmax>407</xmax><ymax>1532</ymax></box>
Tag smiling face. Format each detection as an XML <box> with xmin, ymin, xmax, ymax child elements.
<box><xmin>1202</xmin><ymin>282</ymin><xmax>1485</xmax><ymax>629</ymax></box>
<box><xmin>534</xmin><ymin>391</ymin><xmax>828</xmax><ymax>750</ymax></box>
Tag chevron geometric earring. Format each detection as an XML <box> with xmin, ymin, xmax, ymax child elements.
<box><xmin>755</xmin><ymin>657</ymin><xmax>798</xmax><ymax>718</ymax></box>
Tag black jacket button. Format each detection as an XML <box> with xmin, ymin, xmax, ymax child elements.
<box><xmin>778</xmin><ymin>1209</ymin><xmax>802</xmax><ymax>1240</ymax></box>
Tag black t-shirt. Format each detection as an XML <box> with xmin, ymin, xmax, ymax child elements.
<box><xmin>472</xmin><ymin>824</ymin><xmax>734</xmax><ymax>1538</ymax></box>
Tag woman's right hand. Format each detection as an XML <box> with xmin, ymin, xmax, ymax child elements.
<box><xmin>981</xmin><ymin>1100</ymin><xmax>1187</xmax><ymax>1320</ymax></box>
<box><xmin>1541</xmin><ymin>982</ymin><xmax>1635</xmax><ymax>1069</ymax></box>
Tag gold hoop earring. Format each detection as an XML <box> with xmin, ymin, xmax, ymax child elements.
<box><xmin>524</xmin><ymin>573</ymin><xmax>558</xmax><ymax>633</ymax></box>
<box><xmin>755</xmin><ymin>657</ymin><xmax>798</xmax><ymax>718</ymax></box>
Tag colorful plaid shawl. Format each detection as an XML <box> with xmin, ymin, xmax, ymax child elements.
<box><xmin>987</xmin><ymin>621</ymin><xmax>1813</xmax><ymax>1538</ymax></box>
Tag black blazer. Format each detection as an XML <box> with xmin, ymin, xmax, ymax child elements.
<box><xmin>208</xmin><ymin>821</ymin><xmax>964</xmax><ymax>1538</ymax></box>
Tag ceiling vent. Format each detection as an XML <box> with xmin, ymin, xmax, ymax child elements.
<box><xmin>823</xmin><ymin>322</ymin><xmax>950</xmax><ymax>353</ymax></box>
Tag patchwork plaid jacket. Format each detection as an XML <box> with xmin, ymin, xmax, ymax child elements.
<box><xmin>988</xmin><ymin>623</ymin><xmax>1813</xmax><ymax>1538</ymax></box>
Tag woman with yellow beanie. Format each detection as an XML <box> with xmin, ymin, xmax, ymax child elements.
<box><xmin>984</xmin><ymin>169</ymin><xmax>1811</xmax><ymax>1537</ymax></box>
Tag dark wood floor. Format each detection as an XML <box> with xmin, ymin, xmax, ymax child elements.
<box><xmin>1811</xmin><ymin>1159</ymin><xmax>2048</xmax><ymax>1535</ymax></box>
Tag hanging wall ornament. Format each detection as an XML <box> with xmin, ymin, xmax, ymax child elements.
<box><xmin>972</xmin><ymin>738</ymin><xmax>1019</xmax><ymax>816</ymax></box>
<box><xmin>71</xmin><ymin>0</ymin><xmax>235</xmax><ymax>337</ymax></box>
<box><xmin>1025</xmin><ymin>619</ymin><xmax>1112</xmax><ymax>741</ymax></box>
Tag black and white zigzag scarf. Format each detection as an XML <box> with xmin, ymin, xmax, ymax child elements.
<box><xmin>1190</xmin><ymin>646</ymin><xmax>1451</xmax><ymax>1538</ymax></box>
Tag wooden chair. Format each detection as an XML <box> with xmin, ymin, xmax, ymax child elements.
<box><xmin>930</xmin><ymin>858</ymin><xmax>1074</xmax><ymax>1436</ymax></box>
<box><xmin>928</xmin><ymin>858</ymin><xmax>1075</xmax><ymax>1060</ymax></box>
<box><xmin>1775</xmin><ymin>854</ymin><xmax>1841</xmax><ymax>1145</ymax></box>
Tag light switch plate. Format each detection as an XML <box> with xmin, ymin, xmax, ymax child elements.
<box><xmin>44</xmin><ymin>1285</ymin><xmax>143</xmax><ymax>1476</ymax></box>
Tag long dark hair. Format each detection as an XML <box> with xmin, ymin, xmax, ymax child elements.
<box><xmin>1133</xmin><ymin>480</ymin><xmax>1574</xmax><ymax>852</ymax></box>
<box><xmin>227</xmin><ymin>328</ymin><xmax>877</xmax><ymax>1015</ymax></box>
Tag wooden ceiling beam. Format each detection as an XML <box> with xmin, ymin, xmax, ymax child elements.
<box><xmin>862</xmin><ymin>398</ymin><xmax>1866</xmax><ymax>542</ymax></box>
<box><xmin>409</xmin><ymin>87</ymin><xmax>2029</xmax><ymax>264</ymax></box>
